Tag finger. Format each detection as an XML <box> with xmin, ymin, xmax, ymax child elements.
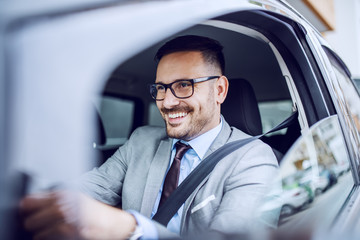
<box><xmin>23</xmin><ymin>191</ymin><xmax>81</xmax><ymax>234</ymax></box>
<box><xmin>24</xmin><ymin>203</ymin><xmax>64</xmax><ymax>233</ymax></box>
<box><xmin>20</xmin><ymin>192</ymin><xmax>57</xmax><ymax>215</ymax></box>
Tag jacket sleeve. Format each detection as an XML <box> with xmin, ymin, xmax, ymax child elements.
<box><xmin>76</xmin><ymin>126</ymin><xmax>143</xmax><ymax>206</ymax></box>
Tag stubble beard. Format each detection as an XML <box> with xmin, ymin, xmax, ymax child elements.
<box><xmin>162</xmin><ymin>92</ymin><xmax>216</xmax><ymax>141</ymax></box>
<box><xmin>165</xmin><ymin>111</ymin><xmax>211</xmax><ymax>141</ymax></box>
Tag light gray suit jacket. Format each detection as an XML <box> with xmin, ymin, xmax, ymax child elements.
<box><xmin>80</xmin><ymin>120</ymin><xmax>279</xmax><ymax>238</ymax></box>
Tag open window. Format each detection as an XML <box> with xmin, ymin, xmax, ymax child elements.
<box><xmin>94</xmin><ymin>10</ymin><xmax>332</xmax><ymax>165</ymax></box>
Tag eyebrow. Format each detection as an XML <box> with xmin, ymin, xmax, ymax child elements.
<box><xmin>155</xmin><ymin>78</ymin><xmax>191</xmax><ymax>84</ymax></box>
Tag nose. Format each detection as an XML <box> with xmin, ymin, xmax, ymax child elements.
<box><xmin>162</xmin><ymin>88</ymin><xmax>180</xmax><ymax>109</ymax></box>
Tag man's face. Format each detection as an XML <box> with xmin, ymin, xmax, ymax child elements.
<box><xmin>155</xmin><ymin>51</ymin><xmax>225</xmax><ymax>141</ymax></box>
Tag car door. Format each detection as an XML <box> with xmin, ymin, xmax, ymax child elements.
<box><xmin>255</xmin><ymin>8</ymin><xmax>360</xmax><ymax>236</ymax></box>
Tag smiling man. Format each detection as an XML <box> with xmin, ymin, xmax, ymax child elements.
<box><xmin>21</xmin><ymin>35</ymin><xmax>279</xmax><ymax>240</ymax></box>
<box><xmin>154</xmin><ymin>51</ymin><xmax>224</xmax><ymax>141</ymax></box>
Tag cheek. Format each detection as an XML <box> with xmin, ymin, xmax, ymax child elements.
<box><xmin>191</xmin><ymin>99</ymin><xmax>208</xmax><ymax>115</ymax></box>
<box><xmin>156</xmin><ymin>102</ymin><xmax>162</xmax><ymax>111</ymax></box>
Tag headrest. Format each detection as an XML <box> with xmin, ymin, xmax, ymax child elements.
<box><xmin>222</xmin><ymin>78</ymin><xmax>263</xmax><ymax>136</ymax></box>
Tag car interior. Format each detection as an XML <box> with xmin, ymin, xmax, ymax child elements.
<box><xmin>92</xmin><ymin>10</ymin><xmax>310</xmax><ymax>166</ymax></box>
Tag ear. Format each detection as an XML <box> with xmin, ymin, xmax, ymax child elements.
<box><xmin>215</xmin><ymin>76</ymin><xmax>229</xmax><ymax>104</ymax></box>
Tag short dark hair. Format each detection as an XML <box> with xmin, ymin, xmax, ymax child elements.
<box><xmin>155</xmin><ymin>35</ymin><xmax>225</xmax><ymax>74</ymax></box>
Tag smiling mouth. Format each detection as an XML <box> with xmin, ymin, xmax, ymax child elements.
<box><xmin>168</xmin><ymin>112</ymin><xmax>188</xmax><ymax>119</ymax></box>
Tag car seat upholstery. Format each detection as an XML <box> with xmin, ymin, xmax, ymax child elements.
<box><xmin>222</xmin><ymin>78</ymin><xmax>263</xmax><ymax>136</ymax></box>
<box><xmin>222</xmin><ymin>78</ymin><xmax>283</xmax><ymax>161</ymax></box>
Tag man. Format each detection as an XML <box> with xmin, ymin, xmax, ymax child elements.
<box><xmin>21</xmin><ymin>35</ymin><xmax>279</xmax><ymax>239</ymax></box>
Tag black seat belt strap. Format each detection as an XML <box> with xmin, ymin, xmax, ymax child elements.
<box><xmin>153</xmin><ymin>110</ymin><xmax>298</xmax><ymax>226</ymax></box>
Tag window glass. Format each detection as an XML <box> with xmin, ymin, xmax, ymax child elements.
<box><xmin>324</xmin><ymin>48</ymin><xmax>360</xmax><ymax>168</ymax></box>
<box><xmin>95</xmin><ymin>96</ymin><xmax>134</xmax><ymax>145</ymax></box>
<box><xmin>148</xmin><ymin>102</ymin><xmax>165</xmax><ymax>127</ymax></box>
<box><xmin>353</xmin><ymin>79</ymin><xmax>360</xmax><ymax>94</ymax></box>
<box><xmin>258</xmin><ymin>100</ymin><xmax>293</xmax><ymax>134</ymax></box>
<box><xmin>258</xmin><ymin>116</ymin><xmax>353</xmax><ymax>228</ymax></box>
<box><xmin>332</xmin><ymin>68</ymin><xmax>360</xmax><ymax>133</ymax></box>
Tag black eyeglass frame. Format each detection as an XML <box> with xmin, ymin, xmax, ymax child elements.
<box><xmin>150</xmin><ymin>76</ymin><xmax>220</xmax><ymax>101</ymax></box>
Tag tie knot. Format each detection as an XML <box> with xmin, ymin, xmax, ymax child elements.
<box><xmin>174</xmin><ymin>141</ymin><xmax>191</xmax><ymax>160</ymax></box>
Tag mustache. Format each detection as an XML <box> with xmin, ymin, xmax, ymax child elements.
<box><xmin>160</xmin><ymin>106</ymin><xmax>192</xmax><ymax>114</ymax></box>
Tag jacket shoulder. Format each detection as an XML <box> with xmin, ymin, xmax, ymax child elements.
<box><xmin>129</xmin><ymin>125</ymin><xmax>168</xmax><ymax>141</ymax></box>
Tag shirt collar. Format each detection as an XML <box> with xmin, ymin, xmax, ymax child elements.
<box><xmin>172</xmin><ymin>116</ymin><xmax>223</xmax><ymax>160</ymax></box>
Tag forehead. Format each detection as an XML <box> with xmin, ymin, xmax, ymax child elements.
<box><xmin>155</xmin><ymin>51</ymin><xmax>210</xmax><ymax>83</ymax></box>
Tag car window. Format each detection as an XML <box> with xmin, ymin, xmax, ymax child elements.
<box><xmin>95</xmin><ymin>95</ymin><xmax>135</xmax><ymax>146</ymax></box>
<box><xmin>101</xmin><ymin>15</ymin><xmax>306</xmax><ymax>160</ymax></box>
<box><xmin>259</xmin><ymin>100</ymin><xmax>293</xmax><ymax>135</ymax></box>
<box><xmin>323</xmin><ymin>47</ymin><xmax>360</xmax><ymax>169</ymax></box>
<box><xmin>259</xmin><ymin>115</ymin><xmax>354</xmax><ymax>230</ymax></box>
<box><xmin>148</xmin><ymin>102</ymin><xmax>165</xmax><ymax>127</ymax></box>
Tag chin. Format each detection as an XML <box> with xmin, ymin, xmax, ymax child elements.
<box><xmin>166</xmin><ymin>126</ymin><xmax>188</xmax><ymax>140</ymax></box>
<box><xmin>166</xmin><ymin>129</ymin><xmax>182</xmax><ymax>139</ymax></box>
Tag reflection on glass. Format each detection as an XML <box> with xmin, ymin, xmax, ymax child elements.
<box><xmin>258</xmin><ymin>116</ymin><xmax>353</xmax><ymax>229</ymax></box>
<box><xmin>325</xmin><ymin>48</ymin><xmax>360</xmax><ymax>167</ymax></box>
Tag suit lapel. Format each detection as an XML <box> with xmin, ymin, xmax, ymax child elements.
<box><xmin>140</xmin><ymin>138</ymin><xmax>172</xmax><ymax>217</ymax></box>
<box><xmin>203</xmin><ymin>120</ymin><xmax>232</xmax><ymax>159</ymax></box>
<box><xmin>181</xmin><ymin>120</ymin><xmax>232</xmax><ymax>231</ymax></box>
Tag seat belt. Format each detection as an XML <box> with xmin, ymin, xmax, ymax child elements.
<box><xmin>152</xmin><ymin>110</ymin><xmax>298</xmax><ymax>226</ymax></box>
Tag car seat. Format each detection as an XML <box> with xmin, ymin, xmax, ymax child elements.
<box><xmin>222</xmin><ymin>78</ymin><xmax>283</xmax><ymax>161</ymax></box>
<box><xmin>222</xmin><ymin>78</ymin><xmax>263</xmax><ymax>136</ymax></box>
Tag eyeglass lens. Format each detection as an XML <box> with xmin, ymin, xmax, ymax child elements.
<box><xmin>151</xmin><ymin>80</ymin><xmax>193</xmax><ymax>100</ymax></box>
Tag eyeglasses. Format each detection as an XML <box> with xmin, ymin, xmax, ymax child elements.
<box><xmin>150</xmin><ymin>76</ymin><xmax>220</xmax><ymax>101</ymax></box>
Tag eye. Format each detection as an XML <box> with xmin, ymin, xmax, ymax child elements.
<box><xmin>179</xmin><ymin>81</ymin><xmax>191</xmax><ymax>88</ymax></box>
<box><xmin>156</xmin><ymin>84</ymin><xmax>165</xmax><ymax>91</ymax></box>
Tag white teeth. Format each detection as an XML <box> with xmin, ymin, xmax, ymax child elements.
<box><xmin>169</xmin><ymin>112</ymin><xmax>187</xmax><ymax>119</ymax></box>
